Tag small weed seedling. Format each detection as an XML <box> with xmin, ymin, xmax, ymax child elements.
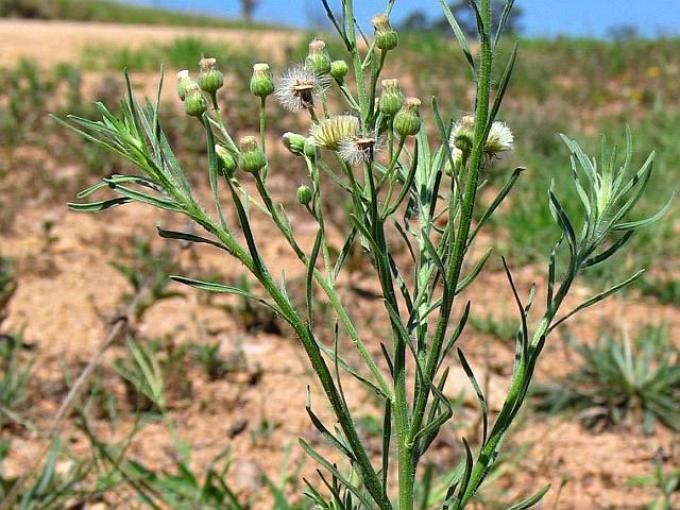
<box><xmin>534</xmin><ymin>325</ymin><xmax>680</xmax><ymax>434</ymax></box>
<box><xmin>629</xmin><ymin>451</ymin><xmax>680</xmax><ymax>510</ymax></box>
<box><xmin>110</xmin><ymin>237</ymin><xmax>184</xmax><ymax>322</ymax></box>
<box><xmin>62</xmin><ymin>0</ymin><xmax>672</xmax><ymax>507</ymax></box>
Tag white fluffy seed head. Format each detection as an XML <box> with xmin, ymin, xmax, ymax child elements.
<box><xmin>274</xmin><ymin>66</ymin><xmax>327</xmax><ymax>112</ymax></box>
<box><xmin>485</xmin><ymin>121</ymin><xmax>514</xmax><ymax>155</ymax></box>
<box><xmin>337</xmin><ymin>137</ymin><xmax>372</xmax><ymax>166</ymax></box>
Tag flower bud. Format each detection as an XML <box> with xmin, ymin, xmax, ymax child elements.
<box><xmin>215</xmin><ymin>144</ymin><xmax>237</xmax><ymax>176</ymax></box>
<box><xmin>250</xmin><ymin>63</ymin><xmax>274</xmax><ymax>98</ymax></box>
<box><xmin>177</xmin><ymin>70</ymin><xmax>193</xmax><ymax>101</ymax></box>
<box><xmin>451</xmin><ymin>115</ymin><xmax>475</xmax><ymax>156</ymax></box>
<box><xmin>238</xmin><ymin>136</ymin><xmax>267</xmax><ymax>174</ymax></box>
<box><xmin>198</xmin><ymin>57</ymin><xmax>224</xmax><ymax>95</ymax></box>
<box><xmin>372</xmin><ymin>15</ymin><xmax>398</xmax><ymax>51</ymax></box>
<box><xmin>283</xmin><ymin>132</ymin><xmax>306</xmax><ymax>155</ymax></box>
<box><xmin>305</xmin><ymin>39</ymin><xmax>331</xmax><ymax>75</ymax></box>
<box><xmin>330</xmin><ymin>60</ymin><xmax>349</xmax><ymax>83</ymax></box>
<box><xmin>445</xmin><ymin>147</ymin><xmax>464</xmax><ymax>176</ymax></box>
<box><xmin>378</xmin><ymin>78</ymin><xmax>404</xmax><ymax>116</ymax></box>
<box><xmin>297</xmin><ymin>185</ymin><xmax>313</xmax><ymax>205</ymax></box>
<box><xmin>394</xmin><ymin>97</ymin><xmax>421</xmax><ymax>137</ymax></box>
<box><xmin>184</xmin><ymin>83</ymin><xmax>208</xmax><ymax>117</ymax></box>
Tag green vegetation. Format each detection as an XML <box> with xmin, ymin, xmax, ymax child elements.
<box><xmin>630</xmin><ymin>456</ymin><xmax>680</xmax><ymax>510</ymax></box>
<box><xmin>534</xmin><ymin>325</ymin><xmax>680</xmax><ymax>434</ymax></box>
<box><xmin>0</xmin><ymin>0</ymin><xmax>269</xmax><ymax>29</ymax></box>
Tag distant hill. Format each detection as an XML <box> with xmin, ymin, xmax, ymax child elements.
<box><xmin>0</xmin><ymin>0</ymin><xmax>267</xmax><ymax>28</ymax></box>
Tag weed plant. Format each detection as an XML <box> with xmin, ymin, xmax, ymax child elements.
<box><xmin>61</xmin><ymin>0</ymin><xmax>671</xmax><ymax>507</ymax></box>
<box><xmin>534</xmin><ymin>325</ymin><xmax>680</xmax><ymax>435</ymax></box>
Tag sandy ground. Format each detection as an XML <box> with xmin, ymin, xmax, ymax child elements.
<box><xmin>0</xmin><ymin>19</ymin><xmax>300</xmax><ymax>67</ymax></box>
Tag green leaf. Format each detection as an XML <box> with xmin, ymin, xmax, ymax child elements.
<box><xmin>156</xmin><ymin>226</ymin><xmax>226</xmax><ymax>251</ymax></box>
<box><xmin>170</xmin><ymin>275</ymin><xmax>285</xmax><ymax>320</ymax></box>
<box><xmin>298</xmin><ymin>439</ymin><xmax>373</xmax><ymax>509</ymax></box>
<box><xmin>549</xmin><ymin>270</ymin><xmax>645</xmax><ymax>332</ymax></box>
<box><xmin>458</xmin><ymin>349</ymin><xmax>489</xmax><ymax>445</ymax></box>
<box><xmin>68</xmin><ymin>197</ymin><xmax>132</xmax><ymax>212</ymax></box>
<box><xmin>614</xmin><ymin>192</ymin><xmax>676</xmax><ymax>231</ymax></box>
<box><xmin>494</xmin><ymin>0</ymin><xmax>517</xmax><ymax>48</ymax></box>
<box><xmin>486</xmin><ymin>43</ymin><xmax>518</xmax><ymax>131</ymax></box>
<box><xmin>505</xmin><ymin>485</ymin><xmax>551</xmax><ymax>510</ymax></box>
<box><xmin>438</xmin><ymin>0</ymin><xmax>476</xmax><ymax>77</ymax></box>
<box><xmin>456</xmin><ymin>249</ymin><xmax>492</xmax><ymax>295</ymax></box>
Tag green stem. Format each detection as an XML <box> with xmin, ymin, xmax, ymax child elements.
<box><xmin>409</xmin><ymin>0</ymin><xmax>494</xmax><ymax>467</ymax></box>
<box><xmin>195</xmin><ymin>204</ymin><xmax>391</xmax><ymax>510</ymax></box>
<box><xmin>254</xmin><ymin>166</ymin><xmax>392</xmax><ymax>400</ymax></box>
<box><xmin>366</xmin><ymin>156</ymin><xmax>412</xmax><ymax>510</ymax></box>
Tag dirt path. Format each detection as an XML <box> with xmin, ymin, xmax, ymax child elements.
<box><xmin>0</xmin><ymin>19</ymin><xmax>300</xmax><ymax>67</ymax></box>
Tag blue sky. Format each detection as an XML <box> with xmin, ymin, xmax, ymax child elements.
<box><xmin>135</xmin><ymin>0</ymin><xmax>680</xmax><ymax>38</ymax></box>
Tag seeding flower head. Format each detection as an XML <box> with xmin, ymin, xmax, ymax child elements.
<box><xmin>485</xmin><ymin>121</ymin><xmax>514</xmax><ymax>156</ymax></box>
<box><xmin>274</xmin><ymin>66</ymin><xmax>326</xmax><ymax>112</ymax></box>
<box><xmin>450</xmin><ymin>116</ymin><xmax>514</xmax><ymax>159</ymax></box>
<box><xmin>309</xmin><ymin>115</ymin><xmax>360</xmax><ymax>150</ymax></box>
<box><xmin>338</xmin><ymin>136</ymin><xmax>380</xmax><ymax>166</ymax></box>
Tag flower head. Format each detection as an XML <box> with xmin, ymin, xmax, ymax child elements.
<box><xmin>338</xmin><ymin>137</ymin><xmax>379</xmax><ymax>166</ymax></box>
<box><xmin>275</xmin><ymin>66</ymin><xmax>326</xmax><ymax>112</ymax></box>
<box><xmin>449</xmin><ymin>117</ymin><xmax>514</xmax><ymax>158</ymax></box>
<box><xmin>309</xmin><ymin>115</ymin><xmax>360</xmax><ymax>150</ymax></box>
<box><xmin>485</xmin><ymin>121</ymin><xmax>514</xmax><ymax>156</ymax></box>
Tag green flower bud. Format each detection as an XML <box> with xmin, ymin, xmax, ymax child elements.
<box><xmin>378</xmin><ymin>78</ymin><xmax>404</xmax><ymax>116</ymax></box>
<box><xmin>177</xmin><ymin>70</ymin><xmax>193</xmax><ymax>100</ymax></box>
<box><xmin>184</xmin><ymin>83</ymin><xmax>208</xmax><ymax>117</ymax></box>
<box><xmin>394</xmin><ymin>97</ymin><xmax>422</xmax><ymax>137</ymax></box>
<box><xmin>296</xmin><ymin>185</ymin><xmax>313</xmax><ymax>205</ymax></box>
<box><xmin>305</xmin><ymin>39</ymin><xmax>331</xmax><ymax>75</ymax></box>
<box><xmin>238</xmin><ymin>136</ymin><xmax>267</xmax><ymax>174</ymax></box>
<box><xmin>372</xmin><ymin>15</ymin><xmax>398</xmax><ymax>51</ymax></box>
<box><xmin>198</xmin><ymin>57</ymin><xmax>224</xmax><ymax>95</ymax></box>
<box><xmin>249</xmin><ymin>63</ymin><xmax>274</xmax><ymax>98</ymax></box>
<box><xmin>283</xmin><ymin>132</ymin><xmax>306</xmax><ymax>155</ymax></box>
<box><xmin>215</xmin><ymin>144</ymin><xmax>237</xmax><ymax>176</ymax></box>
<box><xmin>330</xmin><ymin>60</ymin><xmax>349</xmax><ymax>83</ymax></box>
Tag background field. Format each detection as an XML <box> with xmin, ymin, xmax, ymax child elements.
<box><xmin>1</xmin><ymin>2</ymin><xmax>679</xmax><ymax>509</ymax></box>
